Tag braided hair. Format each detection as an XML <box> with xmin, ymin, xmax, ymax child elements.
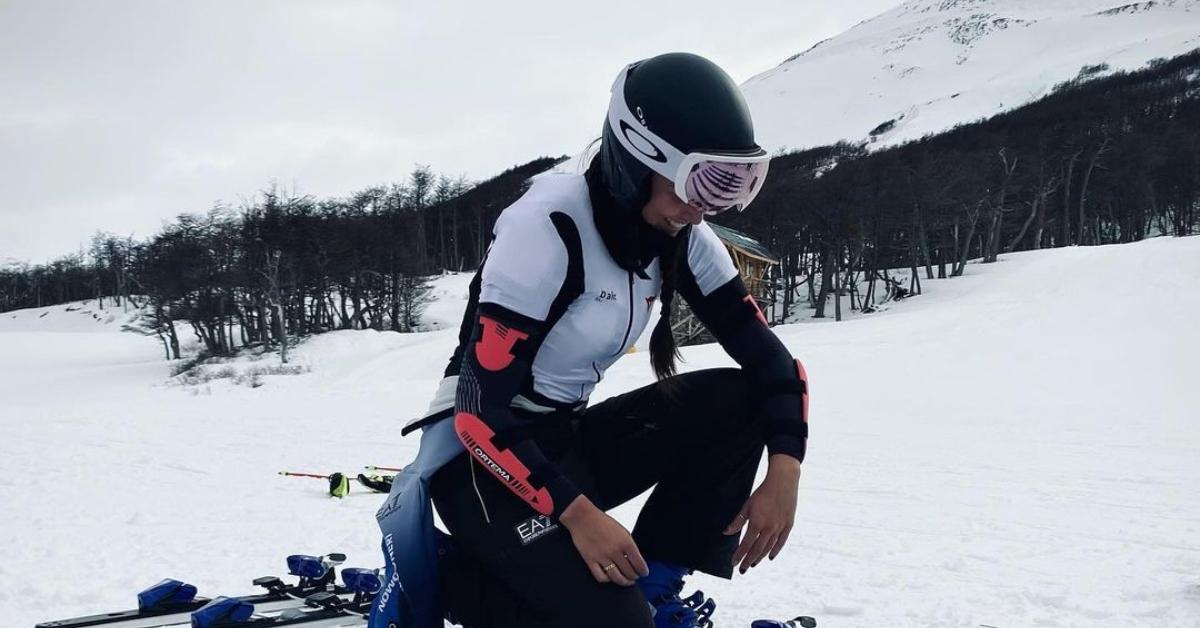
<box><xmin>649</xmin><ymin>232</ymin><xmax>683</xmax><ymax>381</ymax></box>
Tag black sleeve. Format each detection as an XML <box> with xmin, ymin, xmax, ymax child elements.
<box><xmin>677</xmin><ymin>272</ymin><xmax>809</xmax><ymax>464</ymax></box>
<box><xmin>453</xmin><ymin>301</ymin><xmax>582</xmax><ymax>519</ymax></box>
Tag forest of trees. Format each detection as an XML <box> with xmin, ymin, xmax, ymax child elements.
<box><xmin>2</xmin><ymin>50</ymin><xmax>1197</xmax><ymax>356</ymax></box>
<box><xmin>0</xmin><ymin>158</ymin><xmax>560</xmax><ymax>360</ymax></box>
<box><xmin>717</xmin><ymin>50</ymin><xmax>1200</xmax><ymax>321</ymax></box>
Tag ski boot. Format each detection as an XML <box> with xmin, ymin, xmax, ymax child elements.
<box><xmin>682</xmin><ymin>590</ymin><xmax>717</xmax><ymax>627</ymax></box>
<box><xmin>637</xmin><ymin>561</ymin><xmax>717</xmax><ymax>628</ymax></box>
<box><xmin>752</xmin><ymin>617</ymin><xmax>817</xmax><ymax>628</ymax></box>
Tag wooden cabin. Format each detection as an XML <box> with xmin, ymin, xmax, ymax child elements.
<box><xmin>707</xmin><ymin>223</ymin><xmax>780</xmax><ymax>305</ymax></box>
<box><xmin>672</xmin><ymin>223</ymin><xmax>781</xmax><ymax>346</ymax></box>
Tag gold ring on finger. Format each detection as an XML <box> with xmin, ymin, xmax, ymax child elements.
<box><xmin>603</xmin><ymin>563</ymin><xmax>616</xmax><ymax>572</ymax></box>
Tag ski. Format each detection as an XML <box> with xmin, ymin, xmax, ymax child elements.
<box><xmin>189</xmin><ymin>568</ymin><xmax>380</xmax><ymax>628</ymax></box>
<box><xmin>36</xmin><ymin>554</ymin><xmax>352</xmax><ymax>628</ymax></box>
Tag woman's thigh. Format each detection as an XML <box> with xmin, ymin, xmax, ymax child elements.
<box><xmin>577</xmin><ymin>367</ymin><xmax>760</xmax><ymax>509</ymax></box>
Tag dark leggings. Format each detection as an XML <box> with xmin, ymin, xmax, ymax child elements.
<box><xmin>430</xmin><ymin>368</ymin><xmax>767</xmax><ymax>628</ymax></box>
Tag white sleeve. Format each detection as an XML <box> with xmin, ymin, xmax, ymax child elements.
<box><xmin>479</xmin><ymin>208</ymin><xmax>568</xmax><ymax>321</ymax></box>
<box><xmin>686</xmin><ymin>223</ymin><xmax>739</xmax><ymax>297</ymax></box>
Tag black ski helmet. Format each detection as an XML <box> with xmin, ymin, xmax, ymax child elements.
<box><xmin>598</xmin><ymin>52</ymin><xmax>765</xmax><ymax>213</ymax></box>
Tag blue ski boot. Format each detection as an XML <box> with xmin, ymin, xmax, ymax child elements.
<box><xmin>637</xmin><ymin>560</ymin><xmax>717</xmax><ymax>628</ymax></box>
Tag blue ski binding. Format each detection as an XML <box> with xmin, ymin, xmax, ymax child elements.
<box><xmin>190</xmin><ymin>597</ymin><xmax>253</xmax><ymax>628</ymax></box>
<box><xmin>137</xmin><ymin>579</ymin><xmax>198</xmax><ymax>611</ymax></box>
<box><xmin>342</xmin><ymin>568</ymin><xmax>382</xmax><ymax>602</ymax></box>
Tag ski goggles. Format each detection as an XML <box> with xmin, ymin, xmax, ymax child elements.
<box><xmin>608</xmin><ymin>65</ymin><xmax>771</xmax><ymax>215</ymax></box>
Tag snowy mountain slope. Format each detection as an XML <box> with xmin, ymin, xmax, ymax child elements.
<box><xmin>418</xmin><ymin>272</ymin><xmax>475</xmax><ymax>332</ymax></box>
<box><xmin>3</xmin><ymin>236</ymin><xmax>1199</xmax><ymax>627</ymax></box>
<box><xmin>743</xmin><ymin>0</ymin><xmax>1200</xmax><ymax>152</ymax></box>
<box><xmin>0</xmin><ymin>300</ymin><xmax>140</xmax><ymax>334</ymax></box>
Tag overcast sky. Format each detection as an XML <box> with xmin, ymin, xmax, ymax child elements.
<box><xmin>0</xmin><ymin>0</ymin><xmax>901</xmax><ymax>264</ymax></box>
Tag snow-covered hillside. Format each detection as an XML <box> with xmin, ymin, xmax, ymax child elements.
<box><xmin>743</xmin><ymin>0</ymin><xmax>1200</xmax><ymax>152</ymax></box>
<box><xmin>3</xmin><ymin>237</ymin><xmax>1199</xmax><ymax>627</ymax></box>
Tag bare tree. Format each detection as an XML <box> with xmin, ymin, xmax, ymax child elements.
<box><xmin>259</xmin><ymin>250</ymin><xmax>288</xmax><ymax>364</ymax></box>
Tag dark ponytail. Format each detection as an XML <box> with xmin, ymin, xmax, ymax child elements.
<box><xmin>649</xmin><ymin>236</ymin><xmax>682</xmax><ymax>381</ymax></box>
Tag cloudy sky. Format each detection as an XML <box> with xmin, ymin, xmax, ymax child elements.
<box><xmin>1</xmin><ymin>0</ymin><xmax>901</xmax><ymax>264</ymax></box>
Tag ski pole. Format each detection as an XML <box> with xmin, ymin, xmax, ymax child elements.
<box><xmin>279</xmin><ymin>471</ymin><xmax>332</xmax><ymax>480</ymax></box>
<box><xmin>280</xmin><ymin>471</ymin><xmax>394</xmax><ymax>484</ymax></box>
<box><xmin>364</xmin><ymin>465</ymin><xmax>405</xmax><ymax>473</ymax></box>
<box><xmin>280</xmin><ymin>471</ymin><xmax>394</xmax><ymax>497</ymax></box>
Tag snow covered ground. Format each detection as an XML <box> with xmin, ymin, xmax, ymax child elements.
<box><xmin>2</xmin><ymin>237</ymin><xmax>1198</xmax><ymax>627</ymax></box>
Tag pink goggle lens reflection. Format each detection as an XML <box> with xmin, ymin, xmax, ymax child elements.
<box><xmin>683</xmin><ymin>160</ymin><xmax>767</xmax><ymax>215</ymax></box>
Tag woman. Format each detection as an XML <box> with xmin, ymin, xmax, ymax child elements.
<box><xmin>371</xmin><ymin>52</ymin><xmax>809</xmax><ymax>628</ymax></box>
